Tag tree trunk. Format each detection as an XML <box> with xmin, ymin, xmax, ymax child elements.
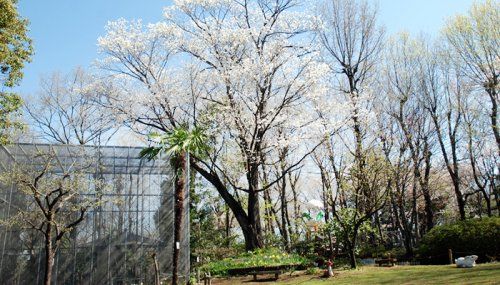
<box><xmin>348</xmin><ymin>242</ymin><xmax>357</xmax><ymax>269</ymax></box>
<box><xmin>494</xmin><ymin>177</ymin><xmax>500</xmax><ymax>217</ymax></box>
<box><xmin>153</xmin><ymin>253</ymin><xmax>160</xmax><ymax>285</ymax></box>
<box><xmin>484</xmin><ymin>190</ymin><xmax>492</xmax><ymax>217</ymax></box>
<box><xmin>44</xmin><ymin>232</ymin><xmax>54</xmax><ymax>285</ymax></box>
<box><xmin>291</xmin><ymin>175</ymin><xmax>300</xmax><ymax>238</ymax></box>
<box><xmin>453</xmin><ymin>179</ymin><xmax>466</xmax><ymax>220</ymax></box>
<box><xmin>225</xmin><ymin>204</ymin><xmax>231</xmax><ymax>245</ymax></box>
<box><xmin>486</xmin><ymin>88</ymin><xmax>499</xmax><ymax>157</ymax></box>
<box><xmin>431</xmin><ymin>113</ymin><xmax>466</xmax><ymax>220</ymax></box>
<box><xmin>191</xmin><ymin>161</ymin><xmax>264</xmax><ymax>251</ymax></box>
<box><xmin>172</xmin><ymin>152</ymin><xmax>187</xmax><ymax>285</ymax></box>
<box><xmin>422</xmin><ymin>139</ymin><xmax>434</xmax><ymax>231</ymax></box>
<box><xmin>280</xmin><ymin>175</ymin><xmax>291</xmax><ymax>251</ymax></box>
<box><xmin>246</xmin><ymin>190</ymin><xmax>264</xmax><ymax>250</ymax></box>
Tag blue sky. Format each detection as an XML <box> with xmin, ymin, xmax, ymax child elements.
<box><xmin>16</xmin><ymin>0</ymin><xmax>474</xmax><ymax>95</ymax></box>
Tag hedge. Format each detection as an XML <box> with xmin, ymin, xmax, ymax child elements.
<box><xmin>418</xmin><ymin>217</ymin><xmax>499</xmax><ymax>264</ymax></box>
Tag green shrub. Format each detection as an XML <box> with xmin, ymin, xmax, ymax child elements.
<box><xmin>200</xmin><ymin>248</ymin><xmax>310</xmax><ymax>276</ymax></box>
<box><xmin>305</xmin><ymin>267</ymin><xmax>321</xmax><ymax>275</ymax></box>
<box><xmin>359</xmin><ymin>244</ymin><xmax>386</xmax><ymax>258</ymax></box>
<box><xmin>418</xmin><ymin>217</ymin><xmax>500</xmax><ymax>264</ymax></box>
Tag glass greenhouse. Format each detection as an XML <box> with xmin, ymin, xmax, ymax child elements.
<box><xmin>0</xmin><ymin>143</ymin><xmax>189</xmax><ymax>285</ymax></box>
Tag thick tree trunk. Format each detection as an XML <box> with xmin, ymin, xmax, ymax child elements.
<box><xmin>172</xmin><ymin>152</ymin><xmax>187</xmax><ymax>285</ymax></box>
<box><xmin>484</xmin><ymin>191</ymin><xmax>492</xmax><ymax>217</ymax></box>
<box><xmin>347</xmin><ymin>240</ymin><xmax>357</xmax><ymax>269</ymax></box>
<box><xmin>246</xmin><ymin>190</ymin><xmax>264</xmax><ymax>250</ymax></box>
<box><xmin>453</xmin><ymin>179</ymin><xmax>466</xmax><ymax>220</ymax></box>
<box><xmin>398</xmin><ymin>200</ymin><xmax>414</xmax><ymax>256</ymax></box>
<box><xmin>44</xmin><ymin>232</ymin><xmax>54</xmax><ymax>285</ymax></box>
<box><xmin>422</xmin><ymin>190</ymin><xmax>434</xmax><ymax>231</ymax></box>
<box><xmin>191</xmin><ymin>161</ymin><xmax>264</xmax><ymax>251</ymax></box>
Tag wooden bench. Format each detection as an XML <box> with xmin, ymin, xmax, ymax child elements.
<box><xmin>248</xmin><ymin>270</ymin><xmax>282</xmax><ymax>281</ymax></box>
<box><xmin>203</xmin><ymin>272</ymin><xmax>212</xmax><ymax>285</ymax></box>
<box><xmin>375</xmin><ymin>258</ymin><xmax>397</xmax><ymax>267</ymax></box>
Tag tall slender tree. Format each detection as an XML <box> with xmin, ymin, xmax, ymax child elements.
<box><xmin>444</xmin><ymin>0</ymin><xmax>499</xmax><ymax>156</ymax></box>
<box><xmin>141</xmin><ymin>126</ymin><xmax>208</xmax><ymax>285</ymax></box>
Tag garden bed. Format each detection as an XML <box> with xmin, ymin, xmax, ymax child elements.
<box><xmin>227</xmin><ymin>264</ymin><xmax>306</xmax><ymax>276</ymax></box>
<box><xmin>200</xmin><ymin>248</ymin><xmax>310</xmax><ymax>276</ymax></box>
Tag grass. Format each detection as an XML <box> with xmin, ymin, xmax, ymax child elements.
<box><xmin>211</xmin><ymin>263</ymin><xmax>500</xmax><ymax>285</ymax></box>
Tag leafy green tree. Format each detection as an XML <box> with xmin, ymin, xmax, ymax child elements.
<box><xmin>141</xmin><ymin>126</ymin><xmax>208</xmax><ymax>285</ymax></box>
<box><xmin>0</xmin><ymin>0</ymin><xmax>33</xmax><ymax>144</ymax></box>
<box><xmin>0</xmin><ymin>93</ymin><xmax>23</xmax><ymax>144</ymax></box>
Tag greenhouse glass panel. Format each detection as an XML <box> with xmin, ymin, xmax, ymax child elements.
<box><xmin>0</xmin><ymin>143</ymin><xmax>190</xmax><ymax>285</ymax></box>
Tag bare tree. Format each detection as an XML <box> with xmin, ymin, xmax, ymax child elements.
<box><xmin>317</xmin><ymin>0</ymin><xmax>384</xmax><ymax>163</ymax></box>
<box><xmin>25</xmin><ymin>67</ymin><xmax>117</xmax><ymax>145</ymax></box>
<box><xmin>463</xmin><ymin>101</ymin><xmax>498</xmax><ymax>217</ymax></box>
<box><xmin>0</xmin><ymin>151</ymin><xmax>103</xmax><ymax>285</ymax></box>
<box><xmin>421</xmin><ymin>49</ymin><xmax>468</xmax><ymax>220</ymax></box>
<box><xmin>384</xmin><ymin>33</ymin><xmax>436</xmax><ymax>231</ymax></box>
<box><xmin>444</xmin><ymin>0</ymin><xmax>499</xmax><ymax>156</ymax></box>
<box><xmin>316</xmin><ymin>0</ymin><xmax>385</xmax><ymax>268</ymax></box>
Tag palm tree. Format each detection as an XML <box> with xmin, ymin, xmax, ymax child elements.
<box><xmin>140</xmin><ymin>126</ymin><xmax>208</xmax><ymax>285</ymax></box>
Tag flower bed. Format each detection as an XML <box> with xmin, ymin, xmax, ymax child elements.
<box><xmin>200</xmin><ymin>248</ymin><xmax>310</xmax><ymax>276</ymax></box>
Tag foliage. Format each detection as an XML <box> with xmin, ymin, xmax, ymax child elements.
<box><xmin>0</xmin><ymin>0</ymin><xmax>33</xmax><ymax>87</ymax></box>
<box><xmin>200</xmin><ymin>248</ymin><xmax>309</xmax><ymax>276</ymax></box>
<box><xmin>325</xmin><ymin>208</ymin><xmax>376</xmax><ymax>254</ymax></box>
<box><xmin>0</xmin><ymin>0</ymin><xmax>33</xmax><ymax>144</ymax></box>
<box><xmin>0</xmin><ymin>92</ymin><xmax>23</xmax><ymax>144</ymax></box>
<box><xmin>98</xmin><ymin>0</ymin><xmax>333</xmax><ymax>250</ymax></box>
<box><xmin>419</xmin><ymin>217</ymin><xmax>500</xmax><ymax>264</ymax></box>
<box><xmin>443</xmin><ymin>0</ymin><xmax>499</xmax><ymax>87</ymax></box>
<box><xmin>359</xmin><ymin>245</ymin><xmax>407</xmax><ymax>259</ymax></box>
<box><xmin>140</xmin><ymin>126</ymin><xmax>209</xmax><ymax>160</ymax></box>
<box><xmin>292</xmin><ymin>238</ymin><xmax>330</xmax><ymax>264</ymax></box>
<box><xmin>305</xmin><ymin>267</ymin><xmax>321</xmax><ymax>275</ymax></box>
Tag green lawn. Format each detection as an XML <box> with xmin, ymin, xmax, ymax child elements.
<box><xmin>283</xmin><ymin>263</ymin><xmax>500</xmax><ymax>285</ymax></box>
<box><xmin>213</xmin><ymin>263</ymin><xmax>500</xmax><ymax>284</ymax></box>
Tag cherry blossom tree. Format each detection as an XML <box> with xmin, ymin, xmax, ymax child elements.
<box><xmin>97</xmin><ymin>0</ymin><xmax>329</xmax><ymax>250</ymax></box>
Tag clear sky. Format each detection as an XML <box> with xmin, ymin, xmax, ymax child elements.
<box><xmin>16</xmin><ymin>0</ymin><xmax>474</xmax><ymax>95</ymax></box>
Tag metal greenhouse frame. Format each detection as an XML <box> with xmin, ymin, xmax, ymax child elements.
<box><xmin>0</xmin><ymin>143</ymin><xmax>190</xmax><ymax>285</ymax></box>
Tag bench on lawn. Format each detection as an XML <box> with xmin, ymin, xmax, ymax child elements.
<box><xmin>375</xmin><ymin>258</ymin><xmax>397</xmax><ymax>267</ymax></box>
<box><xmin>248</xmin><ymin>269</ymin><xmax>282</xmax><ymax>281</ymax></box>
